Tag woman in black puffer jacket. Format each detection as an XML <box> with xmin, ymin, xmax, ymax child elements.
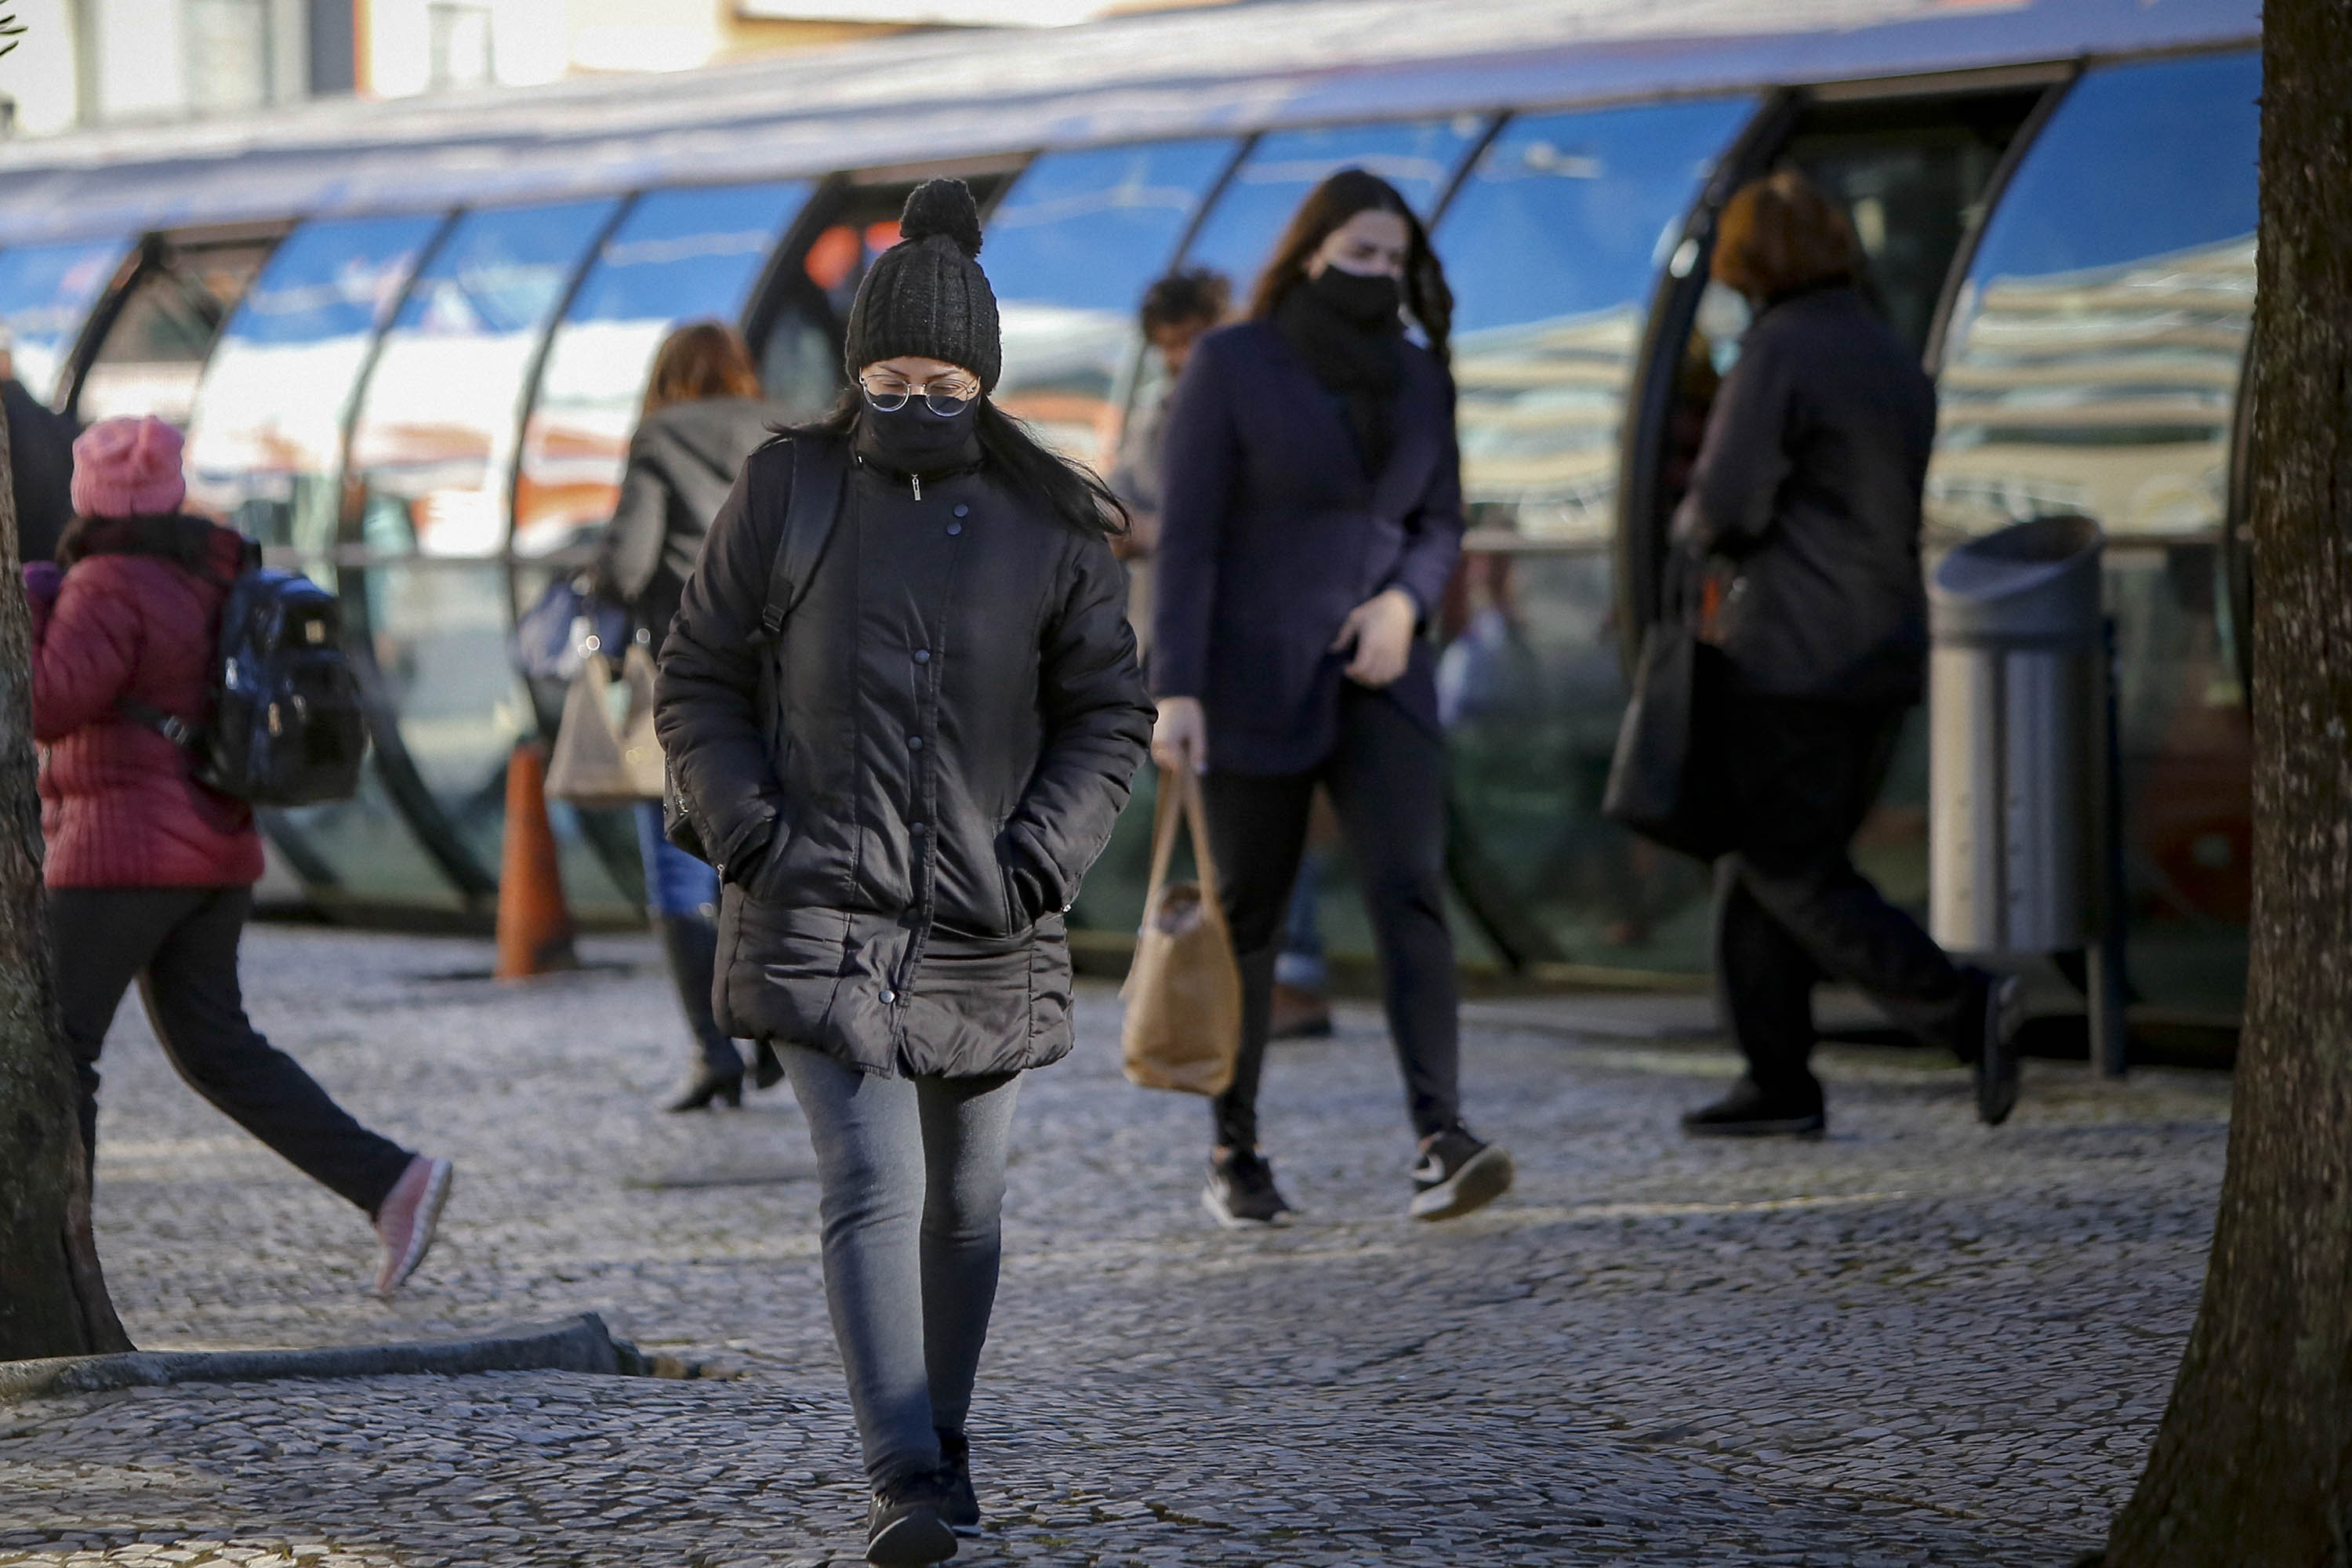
<box><xmin>655</xmin><ymin>180</ymin><xmax>1151</xmax><ymax>1567</ymax></box>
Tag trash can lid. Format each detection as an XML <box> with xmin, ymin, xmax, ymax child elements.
<box><xmin>1930</xmin><ymin>513</ymin><xmax>2103</xmax><ymax>646</ymax></box>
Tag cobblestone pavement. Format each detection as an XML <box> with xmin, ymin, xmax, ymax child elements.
<box><xmin>1</xmin><ymin>925</ymin><xmax>2230</xmax><ymax>1566</ymax></box>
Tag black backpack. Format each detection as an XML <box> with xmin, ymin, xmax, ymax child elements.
<box><xmin>129</xmin><ymin>561</ymin><xmax>369</xmax><ymax>807</ymax></box>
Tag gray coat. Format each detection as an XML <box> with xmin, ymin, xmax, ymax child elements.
<box><xmin>595</xmin><ymin>396</ymin><xmax>777</xmax><ymax>646</ymax></box>
<box><xmin>654</xmin><ymin>435</ymin><xmax>1153</xmax><ymax>1078</ymax></box>
<box><xmin>1672</xmin><ymin>286</ymin><xmax>1936</xmax><ymax>706</ymax></box>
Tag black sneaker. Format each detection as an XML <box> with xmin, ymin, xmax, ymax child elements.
<box><xmin>1408</xmin><ymin>1124</ymin><xmax>1514</xmax><ymax>1221</ymax></box>
<box><xmin>936</xmin><ymin>1428</ymin><xmax>980</xmax><ymax>1537</ymax></box>
<box><xmin>1975</xmin><ymin>971</ymin><xmax>2025</xmax><ymax>1127</ymax></box>
<box><xmin>1202</xmin><ymin>1147</ymin><xmax>1294</xmax><ymax>1228</ymax></box>
<box><xmin>1681</xmin><ymin>1080</ymin><xmax>1826</xmax><ymax>1138</ymax></box>
<box><xmin>866</xmin><ymin>1479</ymin><xmax>956</xmax><ymax>1566</ymax></box>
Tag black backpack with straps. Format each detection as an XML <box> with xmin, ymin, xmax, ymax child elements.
<box><xmin>662</xmin><ymin>438</ymin><xmax>848</xmax><ymax>864</ymax></box>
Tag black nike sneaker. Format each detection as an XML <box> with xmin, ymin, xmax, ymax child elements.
<box><xmin>1202</xmin><ymin>1147</ymin><xmax>1295</xmax><ymax>1228</ymax></box>
<box><xmin>866</xmin><ymin>1477</ymin><xmax>956</xmax><ymax>1566</ymax></box>
<box><xmin>1408</xmin><ymin>1124</ymin><xmax>1514</xmax><ymax>1221</ymax></box>
<box><xmin>937</xmin><ymin>1428</ymin><xmax>980</xmax><ymax>1537</ymax></box>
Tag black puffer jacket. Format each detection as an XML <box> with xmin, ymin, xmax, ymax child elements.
<box><xmin>595</xmin><ymin>396</ymin><xmax>777</xmax><ymax>647</ymax></box>
<box><xmin>655</xmin><ymin>434</ymin><xmax>1153</xmax><ymax>1077</ymax></box>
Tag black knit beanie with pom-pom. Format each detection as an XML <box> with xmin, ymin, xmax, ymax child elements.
<box><xmin>843</xmin><ymin>179</ymin><xmax>1002</xmax><ymax>392</ymax></box>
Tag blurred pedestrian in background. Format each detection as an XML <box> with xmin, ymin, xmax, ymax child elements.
<box><xmin>1152</xmin><ymin>169</ymin><xmax>1512</xmax><ymax>1228</ymax></box>
<box><xmin>24</xmin><ymin>416</ymin><xmax>452</xmax><ymax>1298</ymax></box>
<box><xmin>657</xmin><ymin>180</ymin><xmax>1151</xmax><ymax>1566</ymax></box>
<box><xmin>1109</xmin><ymin>267</ymin><xmax>1226</xmax><ymax>655</ymax></box>
<box><xmin>593</xmin><ymin>319</ymin><xmax>783</xmax><ymax>1111</ymax></box>
<box><xmin>0</xmin><ymin>324</ymin><xmax>81</xmax><ymax>565</ymax></box>
<box><xmin>1672</xmin><ymin>169</ymin><xmax>2021</xmax><ymax>1138</ymax></box>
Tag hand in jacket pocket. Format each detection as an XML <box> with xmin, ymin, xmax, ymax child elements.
<box><xmin>997</xmin><ymin>825</ymin><xmax>1071</xmax><ymax>927</ymax></box>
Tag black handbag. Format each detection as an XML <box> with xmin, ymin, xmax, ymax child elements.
<box><xmin>1602</xmin><ymin>555</ymin><xmax>1733</xmax><ymax>862</ymax></box>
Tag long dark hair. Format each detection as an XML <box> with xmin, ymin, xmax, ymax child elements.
<box><xmin>1246</xmin><ymin>168</ymin><xmax>1453</xmax><ymax>366</ymax></box>
<box><xmin>781</xmin><ymin>394</ymin><xmax>1128</xmax><ymax>541</ymax></box>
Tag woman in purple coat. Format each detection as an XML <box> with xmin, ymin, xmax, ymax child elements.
<box><xmin>1150</xmin><ymin>169</ymin><xmax>1512</xmax><ymax>1227</ymax></box>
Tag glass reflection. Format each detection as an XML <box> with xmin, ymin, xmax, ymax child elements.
<box><xmin>0</xmin><ymin>239</ymin><xmax>129</xmax><ymax>406</ymax></box>
<box><xmin>1927</xmin><ymin>53</ymin><xmax>2258</xmax><ymax>1012</ymax></box>
<box><xmin>187</xmin><ymin>214</ymin><xmax>448</xmax><ymax>550</ymax></box>
<box><xmin>515</xmin><ymin>180</ymin><xmax>808</xmax><ymax>558</ymax></box>
<box><xmin>1929</xmin><ymin>54</ymin><xmax>2258</xmax><ymax>543</ymax></box>
<box><xmin>347</xmin><ymin>198</ymin><xmax>618</xmax><ymax>558</ymax></box>
<box><xmin>78</xmin><ymin>237</ymin><xmax>277</xmax><ymax>426</ymax></box>
<box><xmin>1440</xmin><ymin>99</ymin><xmax>1750</xmax><ymax>543</ymax></box>
<box><xmin>985</xmin><ymin>140</ymin><xmax>1234</xmax><ymax>462</ymax></box>
<box><xmin>1181</xmin><ymin>118</ymin><xmax>1486</xmax><ymax>289</ymax></box>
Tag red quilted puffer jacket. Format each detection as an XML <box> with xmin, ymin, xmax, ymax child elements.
<box><xmin>28</xmin><ymin>516</ymin><xmax>263</xmax><ymax>889</ymax></box>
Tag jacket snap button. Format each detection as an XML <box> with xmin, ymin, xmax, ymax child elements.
<box><xmin>907</xmin><ymin>735</ymin><xmax>923</xmax><ymax>749</ymax></box>
<box><xmin>913</xmin><ymin>648</ymin><xmax>930</xmax><ymax>663</ymax></box>
<box><xmin>946</xmin><ymin>522</ymin><xmax>963</xmax><ymax>536</ymax></box>
<box><xmin>909</xmin><ymin>821</ymin><xmax>925</xmax><ymax>834</ymax></box>
<box><xmin>953</xmin><ymin>503</ymin><xmax>970</xmax><ymax>517</ymax></box>
<box><xmin>880</xmin><ymin>989</ymin><xmax>895</xmax><ymax>1004</ymax></box>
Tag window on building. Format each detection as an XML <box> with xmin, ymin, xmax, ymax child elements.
<box><xmin>183</xmin><ymin>0</ymin><xmax>273</xmax><ymax>114</ymax></box>
<box><xmin>428</xmin><ymin>0</ymin><xmax>494</xmax><ymax>91</ymax></box>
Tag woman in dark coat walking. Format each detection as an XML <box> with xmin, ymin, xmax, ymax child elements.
<box><xmin>1671</xmin><ymin>169</ymin><xmax>2023</xmax><ymax>1135</ymax></box>
<box><xmin>593</xmin><ymin>320</ymin><xmax>780</xmax><ymax>1109</ymax></box>
<box><xmin>27</xmin><ymin>416</ymin><xmax>452</xmax><ymax>1299</ymax></box>
<box><xmin>1151</xmin><ymin>169</ymin><xmax>1513</xmax><ymax>1227</ymax></box>
<box><xmin>656</xmin><ymin>180</ymin><xmax>1152</xmax><ymax>1566</ymax></box>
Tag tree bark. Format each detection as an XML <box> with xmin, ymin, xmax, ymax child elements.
<box><xmin>0</xmin><ymin>401</ymin><xmax>130</xmax><ymax>1359</ymax></box>
<box><xmin>2097</xmin><ymin>9</ymin><xmax>2352</xmax><ymax>1563</ymax></box>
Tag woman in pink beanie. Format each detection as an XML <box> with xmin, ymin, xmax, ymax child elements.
<box><xmin>23</xmin><ymin>414</ymin><xmax>452</xmax><ymax>1299</ymax></box>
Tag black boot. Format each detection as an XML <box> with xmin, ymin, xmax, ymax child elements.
<box><xmin>655</xmin><ymin>916</ymin><xmax>744</xmax><ymax>1112</ymax></box>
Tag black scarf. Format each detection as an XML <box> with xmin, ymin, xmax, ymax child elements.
<box><xmin>1274</xmin><ymin>270</ymin><xmax>1403</xmax><ymax>476</ymax></box>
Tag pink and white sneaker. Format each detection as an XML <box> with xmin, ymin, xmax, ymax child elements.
<box><xmin>372</xmin><ymin>1155</ymin><xmax>453</xmax><ymax>1298</ymax></box>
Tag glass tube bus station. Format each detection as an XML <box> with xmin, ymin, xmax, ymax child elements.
<box><xmin>0</xmin><ymin>0</ymin><xmax>2260</xmax><ymax>1033</ymax></box>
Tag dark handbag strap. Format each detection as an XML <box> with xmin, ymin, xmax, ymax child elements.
<box><xmin>117</xmin><ymin>697</ymin><xmax>201</xmax><ymax>749</ymax></box>
<box><xmin>748</xmin><ymin>439</ymin><xmax>849</xmax><ymax>647</ymax></box>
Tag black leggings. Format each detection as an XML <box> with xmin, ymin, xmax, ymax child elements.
<box><xmin>1201</xmin><ymin>685</ymin><xmax>1461</xmax><ymax>1150</ymax></box>
<box><xmin>49</xmin><ymin>886</ymin><xmax>413</xmax><ymax>1214</ymax></box>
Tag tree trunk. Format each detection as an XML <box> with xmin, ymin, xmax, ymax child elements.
<box><xmin>0</xmin><ymin>403</ymin><xmax>130</xmax><ymax>1359</ymax></box>
<box><xmin>2097</xmin><ymin>9</ymin><xmax>2352</xmax><ymax>1563</ymax></box>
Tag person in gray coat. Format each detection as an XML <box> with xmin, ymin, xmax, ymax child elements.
<box><xmin>594</xmin><ymin>321</ymin><xmax>779</xmax><ymax>1110</ymax></box>
<box><xmin>1672</xmin><ymin>170</ymin><xmax>2021</xmax><ymax>1137</ymax></box>
<box><xmin>656</xmin><ymin>180</ymin><xmax>1152</xmax><ymax>1566</ymax></box>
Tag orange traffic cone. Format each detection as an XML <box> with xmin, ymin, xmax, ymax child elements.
<box><xmin>495</xmin><ymin>739</ymin><xmax>579</xmax><ymax>980</ymax></box>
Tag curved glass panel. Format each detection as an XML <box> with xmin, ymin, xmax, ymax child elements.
<box><xmin>1419</xmin><ymin>99</ymin><xmax>1751</xmax><ymax>975</ymax></box>
<box><xmin>985</xmin><ymin>140</ymin><xmax>1234</xmax><ymax>463</ymax></box>
<box><xmin>1181</xmin><ymin>118</ymin><xmax>1487</xmax><ymax>291</ymax></box>
<box><xmin>187</xmin><ymin>213</ymin><xmax>448</xmax><ymax>550</ymax></box>
<box><xmin>347</xmin><ymin>198</ymin><xmax>618</xmax><ymax>559</ymax></box>
<box><xmin>0</xmin><ymin>239</ymin><xmax>129</xmax><ymax>406</ymax></box>
<box><xmin>1443</xmin><ymin>98</ymin><xmax>1750</xmax><ymax>544</ymax></box>
<box><xmin>78</xmin><ymin>237</ymin><xmax>276</xmax><ymax>426</ymax></box>
<box><xmin>514</xmin><ymin>180</ymin><xmax>809</xmax><ymax>559</ymax></box>
<box><xmin>1929</xmin><ymin>52</ymin><xmax>2258</xmax><ymax>1011</ymax></box>
<box><xmin>1929</xmin><ymin>54</ymin><xmax>2258</xmax><ymax>544</ymax></box>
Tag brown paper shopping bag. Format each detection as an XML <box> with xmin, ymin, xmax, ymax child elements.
<box><xmin>1120</xmin><ymin>766</ymin><xmax>1243</xmax><ymax>1096</ymax></box>
<box><xmin>546</xmin><ymin>645</ymin><xmax>667</xmax><ymax>808</ymax></box>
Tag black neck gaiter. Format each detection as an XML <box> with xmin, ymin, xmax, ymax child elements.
<box><xmin>855</xmin><ymin>396</ymin><xmax>983</xmax><ymax>479</ymax></box>
<box><xmin>1275</xmin><ymin>268</ymin><xmax>1404</xmax><ymax>475</ymax></box>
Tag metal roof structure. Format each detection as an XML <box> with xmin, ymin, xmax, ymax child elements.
<box><xmin>0</xmin><ymin>0</ymin><xmax>2257</xmax><ymax>244</ymax></box>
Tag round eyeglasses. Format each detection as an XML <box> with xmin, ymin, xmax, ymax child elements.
<box><xmin>860</xmin><ymin>377</ymin><xmax>979</xmax><ymax>416</ymax></box>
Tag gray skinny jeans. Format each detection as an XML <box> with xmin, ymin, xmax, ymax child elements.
<box><xmin>783</xmin><ymin>1045</ymin><xmax>1022</xmax><ymax>1491</ymax></box>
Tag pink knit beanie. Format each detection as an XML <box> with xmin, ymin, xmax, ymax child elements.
<box><xmin>71</xmin><ymin>416</ymin><xmax>187</xmax><ymax>519</ymax></box>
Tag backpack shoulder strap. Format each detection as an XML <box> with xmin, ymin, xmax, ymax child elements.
<box><xmin>750</xmin><ymin>438</ymin><xmax>848</xmax><ymax>647</ymax></box>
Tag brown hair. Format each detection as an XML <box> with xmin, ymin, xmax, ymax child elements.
<box><xmin>641</xmin><ymin>321</ymin><xmax>760</xmax><ymax>419</ymax></box>
<box><xmin>1246</xmin><ymin>169</ymin><xmax>1453</xmax><ymax>365</ymax></box>
<box><xmin>1711</xmin><ymin>169</ymin><xmax>1860</xmax><ymax>301</ymax></box>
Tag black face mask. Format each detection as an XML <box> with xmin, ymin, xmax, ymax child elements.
<box><xmin>1308</xmin><ymin>266</ymin><xmax>1403</xmax><ymax>328</ymax></box>
<box><xmin>857</xmin><ymin>393</ymin><xmax>981</xmax><ymax>473</ymax></box>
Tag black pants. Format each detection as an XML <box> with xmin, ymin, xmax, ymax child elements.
<box><xmin>1201</xmin><ymin>685</ymin><xmax>1460</xmax><ymax>1149</ymax></box>
<box><xmin>1716</xmin><ymin>691</ymin><xmax>1973</xmax><ymax>1111</ymax></box>
<box><xmin>49</xmin><ymin>886</ymin><xmax>414</xmax><ymax>1214</ymax></box>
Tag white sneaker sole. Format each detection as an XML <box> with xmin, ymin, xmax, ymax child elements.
<box><xmin>1409</xmin><ymin>1145</ymin><xmax>1514</xmax><ymax>1221</ymax></box>
<box><xmin>1200</xmin><ymin>1184</ymin><xmax>1293</xmax><ymax>1229</ymax></box>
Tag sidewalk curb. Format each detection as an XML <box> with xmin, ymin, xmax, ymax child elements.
<box><xmin>0</xmin><ymin>1312</ymin><xmax>646</xmax><ymax>1404</ymax></box>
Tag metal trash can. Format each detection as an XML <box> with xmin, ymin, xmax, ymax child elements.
<box><xmin>1928</xmin><ymin>514</ymin><xmax>2105</xmax><ymax>957</ymax></box>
